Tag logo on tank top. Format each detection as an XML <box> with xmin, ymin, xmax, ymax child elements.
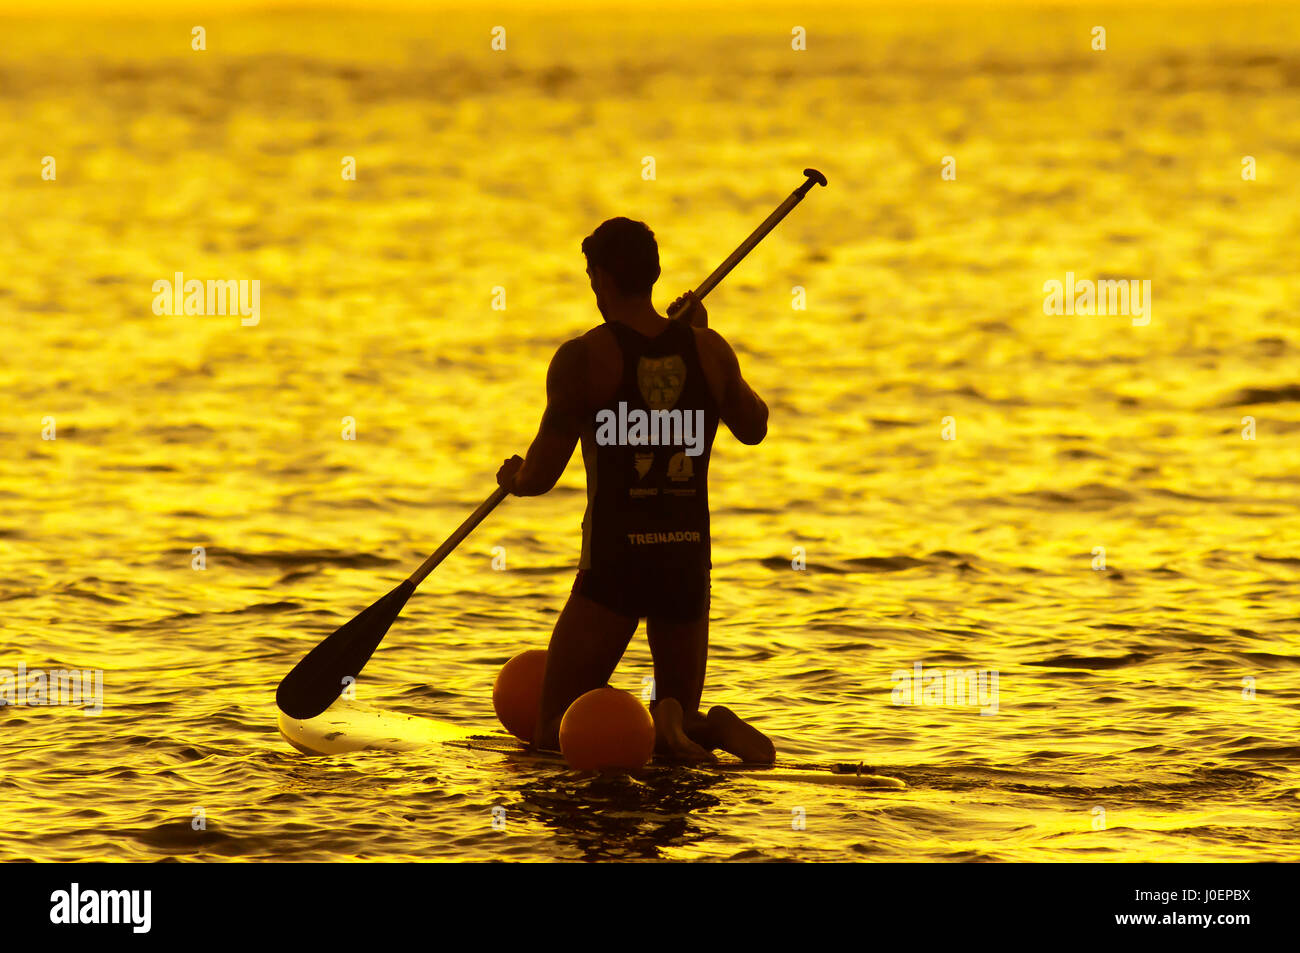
<box><xmin>636</xmin><ymin>355</ymin><xmax>686</xmax><ymax>410</ymax></box>
<box><xmin>594</xmin><ymin>354</ymin><xmax>706</xmax><ymax>457</ymax></box>
<box><xmin>630</xmin><ymin>451</ymin><xmax>659</xmax><ymax>497</ymax></box>
<box><xmin>664</xmin><ymin>451</ymin><xmax>697</xmax><ymax>496</ymax></box>
<box><xmin>667</xmin><ymin>451</ymin><xmax>693</xmax><ymax>481</ymax></box>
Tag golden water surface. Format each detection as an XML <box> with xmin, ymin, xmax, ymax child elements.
<box><xmin>1</xmin><ymin>2</ymin><xmax>1298</xmax><ymax>861</ymax></box>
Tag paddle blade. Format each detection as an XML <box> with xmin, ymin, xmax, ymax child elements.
<box><xmin>275</xmin><ymin>580</ymin><xmax>416</xmax><ymax>720</ymax></box>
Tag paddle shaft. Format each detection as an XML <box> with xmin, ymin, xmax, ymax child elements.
<box><xmin>669</xmin><ymin>167</ymin><xmax>827</xmax><ymax>317</ymax></box>
<box><xmin>407</xmin><ymin>485</ymin><xmax>510</xmax><ymax>587</ymax></box>
<box><xmin>408</xmin><ymin>170</ymin><xmax>825</xmax><ymax>587</ymax></box>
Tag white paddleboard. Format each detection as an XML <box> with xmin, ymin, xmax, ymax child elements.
<box><xmin>278</xmin><ymin>699</ymin><xmax>478</xmax><ymax>754</ymax></box>
<box><xmin>278</xmin><ymin>700</ymin><xmax>905</xmax><ymax>789</ymax></box>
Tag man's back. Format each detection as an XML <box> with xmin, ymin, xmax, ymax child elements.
<box><xmin>574</xmin><ymin>320</ymin><xmax>768</xmax><ymax>445</ymax></box>
<box><xmin>572</xmin><ymin>318</ymin><xmax>719</xmax><ymax>621</ymax></box>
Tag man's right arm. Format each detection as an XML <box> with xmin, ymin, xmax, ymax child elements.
<box><xmin>703</xmin><ymin>328</ymin><xmax>768</xmax><ymax>445</ymax></box>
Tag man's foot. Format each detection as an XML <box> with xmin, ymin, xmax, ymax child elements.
<box><xmin>652</xmin><ymin>698</ymin><xmax>716</xmax><ymax>763</ymax></box>
<box><xmin>705</xmin><ymin>705</ymin><xmax>776</xmax><ymax>764</ymax></box>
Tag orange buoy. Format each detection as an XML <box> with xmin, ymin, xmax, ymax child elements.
<box><xmin>559</xmin><ymin>686</ymin><xmax>656</xmax><ymax>771</ymax></box>
<box><xmin>492</xmin><ymin>649</ymin><xmax>548</xmax><ymax>742</ymax></box>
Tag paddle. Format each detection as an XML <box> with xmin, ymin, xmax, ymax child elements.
<box><xmin>276</xmin><ymin>167</ymin><xmax>828</xmax><ymax>720</ymax></box>
<box><xmin>668</xmin><ymin>168</ymin><xmax>828</xmax><ymax>321</ymax></box>
<box><xmin>276</xmin><ymin>487</ymin><xmax>509</xmax><ymax>719</ymax></box>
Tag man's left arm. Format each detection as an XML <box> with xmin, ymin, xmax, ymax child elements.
<box><xmin>497</xmin><ymin>338</ymin><xmax>585</xmax><ymax>496</ymax></box>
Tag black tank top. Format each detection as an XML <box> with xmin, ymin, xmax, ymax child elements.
<box><xmin>578</xmin><ymin>320</ymin><xmax>720</xmax><ymax>573</ymax></box>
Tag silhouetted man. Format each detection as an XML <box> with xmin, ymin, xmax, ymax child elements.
<box><xmin>497</xmin><ymin>217</ymin><xmax>774</xmax><ymax>763</ymax></box>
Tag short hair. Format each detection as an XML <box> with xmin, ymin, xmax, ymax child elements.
<box><xmin>581</xmin><ymin>217</ymin><xmax>660</xmax><ymax>296</ymax></box>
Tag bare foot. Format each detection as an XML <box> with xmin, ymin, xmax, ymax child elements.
<box><xmin>652</xmin><ymin>698</ymin><xmax>716</xmax><ymax>763</ymax></box>
<box><xmin>706</xmin><ymin>706</ymin><xmax>776</xmax><ymax>764</ymax></box>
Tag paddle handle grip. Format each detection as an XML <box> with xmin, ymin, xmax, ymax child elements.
<box><xmin>407</xmin><ymin>485</ymin><xmax>510</xmax><ymax>588</ymax></box>
<box><xmin>669</xmin><ymin>167</ymin><xmax>827</xmax><ymax>319</ymax></box>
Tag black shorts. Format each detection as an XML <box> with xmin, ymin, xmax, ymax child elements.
<box><xmin>574</xmin><ymin>564</ymin><xmax>710</xmax><ymax>622</ymax></box>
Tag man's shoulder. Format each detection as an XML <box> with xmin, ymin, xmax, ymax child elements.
<box><xmin>550</xmin><ymin>330</ymin><xmax>596</xmax><ymax>360</ymax></box>
<box><xmin>566</xmin><ymin>325</ymin><xmax>621</xmax><ymax>362</ymax></box>
<box><xmin>577</xmin><ymin>324</ymin><xmax>614</xmax><ymax>345</ymax></box>
<box><xmin>690</xmin><ymin>325</ymin><xmax>722</xmax><ymax>346</ymax></box>
<box><xmin>690</xmin><ymin>326</ymin><xmax>734</xmax><ymax>363</ymax></box>
<box><xmin>548</xmin><ymin>329</ymin><xmax>606</xmax><ymax>386</ymax></box>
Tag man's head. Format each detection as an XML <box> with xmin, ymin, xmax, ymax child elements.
<box><xmin>581</xmin><ymin>218</ymin><xmax>660</xmax><ymax>319</ymax></box>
